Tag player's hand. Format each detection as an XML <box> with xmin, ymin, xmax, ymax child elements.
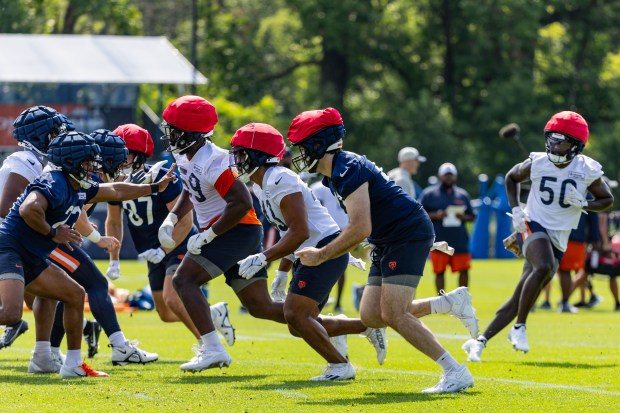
<box><xmin>510</xmin><ymin>206</ymin><xmax>529</xmax><ymax>233</ymax></box>
<box><xmin>187</xmin><ymin>228</ymin><xmax>217</xmax><ymax>255</ymax></box>
<box><xmin>52</xmin><ymin>224</ymin><xmax>82</xmax><ymax>251</ymax></box>
<box><xmin>158</xmin><ymin>213</ymin><xmax>178</xmax><ymax>249</ymax></box>
<box><xmin>106</xmin><ymin>260</ymin><xmax>121</xmax><ymax>280</ymax></box>
<box><xmin>270</xmin><ymin>271</ymin><xmax>288</xmax><ymax>302</ymax></box>
<box><xmin>564</xmin><ymin>185</ymin><xmax>588</xmax><ymax>208</ymax></box>
<box><xmin>124</xmin><ymin>170</ymin><xmax>147</xmax><ymax>184</ymax></box>
<box><xmin>138</xmin><ymin>247</ymin><xmax>165</xmax><ymax>264</ymax></box>
<box><xmin>295</xmin><ymin>247</ymin><xmax>327</xmax><ymax>267</ymax></box>
<box><xmin>142</xmin><ymin>161</ymin><xmax>168</xmax><ymax>184</ymax></box>
<box><xmin>154</xmin><ymin>163</ymin><xmax>177</xmax><ymax>192</ymax></box>
<box><xmin>96</xmin><ymin>236</ymin><xmax>120</xmax><ymax>252</ymax></box>
<box><xmin>237</xmin><ymin>253</ymin><xmax>267</xmax><ymax>279</ymax></box>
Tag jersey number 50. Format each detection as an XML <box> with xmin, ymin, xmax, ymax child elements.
<box><xmin>539</xmin><ymin>177</ymin><xmax>578</xmax><ymax>208</ymax></box>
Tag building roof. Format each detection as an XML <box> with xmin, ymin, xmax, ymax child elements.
<box><xmin>0</xmin><ymin>34</ymin><xmax>207</xmax><ymax>85</ymax></box>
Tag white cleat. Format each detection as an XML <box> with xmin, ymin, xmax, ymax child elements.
<box><xmin>441</xmin><ymin>287</ymin><xmax>479</xmax><ymax>338</ymax></box>
<box><xmin>51</xmin><ymin>351</ymin><xmax>66</xmax><ymax>366</ymax></box>
<box><xmin>211</xmin><ymin>302</ymin><xmax>236</xmax><ymax>346</ymax></box>
<box><xmin>462</xmin><ymin>339</ymin><xmax>484</xmax><ymax>362</ymax></box>
<box><xmin>111</xmin><ymin>340</ymin><xmax>159</xmax><ymax>365</ymax></box>
<box><xmin>330</xmin><ymin>335</ymin><xmax>348</xmax><ymax>360</ymax></box>
<box><xmin>60</xmin><ymin>363</ymin><xmax>109</xmax><ymax>378</ymax></box>
<box><xmin>310</xmin><ymin>362</ymin><xmax>356</xmax><ymax>381</ymax></box>
<box><xmin>422</xmin><ymin>363</ymin><xmax>474</xmax><ymax>393</ymax></box>
<box><xmin>28</xmin><ymin>352</ymin><xmax>62</xmax><ymax>374</ymax></box>
<box><xmin>361</xmin><ymin>327</ymin><xmax>387</xmax><ymax>365</ymax></box>
<box><xmin>508</xmin><ymin>325</ymin><xmax>529</xmax><ymax>353</ymax></box>
<box><xmin>180</xmin><ymin>346</ymin><xmax>232</xmax><ymax>372</ymax></box>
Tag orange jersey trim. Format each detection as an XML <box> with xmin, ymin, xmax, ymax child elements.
<box><xmin>50</xmin><ymin>248</ymin><xmax>80</xmax><ymax>273</ymax></box>
<box><xmin>207</xmin><ymin>168</ymin><xmax>261</xmax><ymax>228</ymax></box>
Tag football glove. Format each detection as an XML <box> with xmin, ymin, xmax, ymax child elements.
<box><xmin>142</xmin><ymin>160</ymin><xmax>168</xmax><ymax>184</ymax></box>
<box><xmin>271</xmin><ymin>270</ymin><xmax>288</xmax><ymax>302</ymax></box>
<box><xmin>510</xmin><ymin>206</ymin><xmax>529</xmax><ymax>233</ymax></box>
<box><xmin>187</xmin><ymin>227</ymin><xmax>217</xmax><ymax>255</ymax></box>
<box><xmin>138</xmin><ymin>247</ymin><xmax>166</xmax><ymax>264</ymax></box>
<box><xmin>564</xmin><ymin>185</ymin><xmax>588</xmax><ymax>208</ymax></box>
<box><xmin>237</xmin><ymin>253</ymin><xmax>268</xmax><ymax>279</ymax></box>
<box><xmin>158</xmin><ymin>213</ymin><xmax>178</xmax><ymax>249</ymax></box>
<box><xmin>125</xmin><ymin>170</ymin><xmax>147</xmax><ymax>184</ymax></box>
<box><xmin>106</xmin><ymin>260</ymin><xmax>121</xmax><ymax>280</ymax></box>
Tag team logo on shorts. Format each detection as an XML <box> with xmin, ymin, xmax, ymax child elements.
<box><xmin>388</xmin><ymin>261</ymin><xmax>397</xmax><ymax>270</ymax></box>
<box><xmin>298</xmin><ymin>280</ymin><xmax>306</xmax><ymax>289</ymax></box>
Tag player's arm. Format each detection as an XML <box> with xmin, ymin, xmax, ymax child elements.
<box><xmin>74</xmin><ymin>209</ymin><xmax>121</xmax><ymax>252</ymax></box>
<box><xmin>211</xmin><ymin>179</ymin><xmax>253</xmax><ymax>235</ymax></box>
<box><xmin>169</xmin><ymin>189</ymin><xmax>194</xmax><ymax>221</ymax></box>
<box><xmin>89</xmin><ymin>165</ymin><xmax>176</xmax><ymax>203</ymax></box>
<box><xmin>0</xmin><ymin>173</ymin><xmax>30</xmax><ymax>218</ymax></box>
<box><xmin>18</xmin><ymin>191</ymin><xmax>81</xmax><ymax>249</ymax></box>
<box><xmin>263</xmin><ymin>192</ymin><xmax>309</xmax><ymax>262</ymax></box>
<box><xmin>505</xmin><ymin>158</ymin><xmax>531</xmax><ymax>208</ymax></box>
<box><xmin>299</xmin><ymin>183</ymin><xmax>371</xmax><ymax>265</ymax></box>
<box><xmin>165</xmin><ymin>197</ymin><xmax>193</xmax><ymax>253</ymax></box>
<box><xmin>105</xmin><ymin>204</ymin><xmax>124</xmax><ymax>260</ymax></box>
<box><xmin>584</xmin><ymin>178</ymin><xmax>614</xmax><ymax>212</ymax></box>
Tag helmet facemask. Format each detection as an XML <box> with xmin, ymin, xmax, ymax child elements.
<box><xmin>544</xmin><ymin>131</ymin><xmax>584</xmax><ymax>165</ymax></box>
<box><xmin>231</xmin><ymin>147</ymin><xmax>279</xmax><ymax>181</ymax></box>
<box><xmin>291</xmin><ymin>125</ymin><xmax>345</xmax><ymax>172</ymax></box>
<box><xmin>161</xmin><ymin>121</ymin><xmax>211</xmax><ymax>155</ymax></box>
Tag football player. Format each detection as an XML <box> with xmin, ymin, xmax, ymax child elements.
<box><xmin>287</xmin><ymin>108</ymin><xmax>476</xmax><ymax>393</ymax></box>
<box><xmin>231</xmin><ymin>123</ymin><xmax>386</xmax><ymax>381</ymax></box>
<box><xmin>463</xmin><ymin>111</ymin><xmax>613</xmax><ymax>362</ymax></box>
<box><xmin>0</xmin><ymin>130</ymin><xmax>176</xmax><ymax>376</ymax></box>
<box><xmin>105</xmin><ymin>124</ymin><xmax>234</xmax><ymax>347</ymax></box>
<box><xmin>158</xmin><ymin>95</ymin><xmax>288</xmax><ymax>372</ymax></box>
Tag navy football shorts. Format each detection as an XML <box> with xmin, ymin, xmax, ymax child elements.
<box><xmin>0</xmin><ymin>234</ymin><xmax>51</xmax><ymax>285</ymax></box>
<box><xmin>367</xmin><ymin>237</ymin><xmax>434</xmax><ymax>287</ymax></box>
<box><xmin>517</xmin><ymin>220</ymin><xmax>564</xmax><ymax>262</ymax></box>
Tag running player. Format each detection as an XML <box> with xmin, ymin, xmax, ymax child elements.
<box><xmin>463</xmin><ymin>111</ymin><xmax>613</xmax><ymax>362</ymax></box>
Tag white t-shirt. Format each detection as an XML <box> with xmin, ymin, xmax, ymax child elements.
<box><xmin>310</xmin><ymin>181</ymin><xmax>349</xmax><ymax>230</ymax></box>
<box><xmin>253</xmin><ymin>167</ymin><xmax>340</xmax><ymax>251</ymax></box>
<box><xmin>525</xmin><ymin>152</ymin><xmax>603</xmax><ymax>250</ymax></box>
<box><xmin>387</xmin><ymin>167</ymin><xmax>416</xmax><ymax>198</ymax></box>
<box><xmin>0</xmin><ymin>150</ymin><xmax>43</xmax><ymax>223</ymax></box>
<box><xmin>174</xmin><ymin>143</ymin><xmax>236</xmax><ymax>229</ymax></box>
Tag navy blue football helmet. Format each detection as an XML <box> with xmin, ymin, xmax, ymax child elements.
<box><xmin>291</xmin><ymin>124</ymin><xmax>345</xmax><ymax>172</ymax></box>
<box><xmin>48</xmin><ymin>131</ymin><xmax>101</xmax><ymax>189</ymax></box>
<box><xmin>90</xmin><ymin>129</ymin><xmax>128</xmax><ymax>180</ymax></box>
<box><xmin>13</xmin><ymin>106</ymin><xmax>75</xmax><ymax>157</ymax></box>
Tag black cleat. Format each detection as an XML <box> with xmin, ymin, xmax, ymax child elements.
<box><xmin>83</xmin><ymin>320</ymin><xmax>102</xmax><ymax>358</ymax></box>
<box><xmin>0</xmin><ymin>320</ymin><xmax>29</xmax><ymax>349</ymax></box>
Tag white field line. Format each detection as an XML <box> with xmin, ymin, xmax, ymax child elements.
<box><xmin>242</xmin><ymin>360</ymin><xmax>620</xmax><ymax>397</ymax></box>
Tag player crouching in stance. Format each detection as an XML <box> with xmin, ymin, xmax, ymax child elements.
<box><xmin>105</xmin><ymin>124</ymin><xmax>234</xmax><ymax>347</ymax></box>
<box><xmin>288</xmin><ymin>108</ymin><xmax>475</xmax><ymax>393</ymax></box>
<box><xmin>231</xmin><ymin>123</ymin><xmax>386</xmax><ymax>381</ymax></box>
<box><xmin>0</xmin><ymin>131</ymin><xmax>176</xmax><ymax>377</ymax></box>
<box><xmin>463</xmin><ymin>111</ymin><xmax>613</xmax><ymax>362</ymax></box>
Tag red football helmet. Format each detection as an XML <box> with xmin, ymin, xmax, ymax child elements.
<box><xmin>544</xmin><ymin>111</ymin><xmax>588</xmax><ymax>165</ymax></box>
<box><xmin>230</xmin><ymin>123</ymin><xmax>286</xmax><ymax>177</ymax></box>
<box><xmin>113</xmin><ymin>124</ymin><xmax>153</xmax><ymax>172</ymax></box>
<box><xmin>161</xmin><ymin>95</ymin><xmax>218</xmax><ymax>154</ymax></box>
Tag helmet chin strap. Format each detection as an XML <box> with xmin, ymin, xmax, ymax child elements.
<box><xmin>69</xmin><ymin>173</ymin><xmax>93</xmax><ymax>189</ymax></box>
<box><xmin>547</xmin><ymin>153</ymin><xmax>571</xmax><ymax>165</ymax></box>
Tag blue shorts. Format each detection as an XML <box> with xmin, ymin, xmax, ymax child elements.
<box><xmin>289</xmin><ymin>233</ymin><xmax>347</xmax><ymax>310</ymax></box>
<box><xmin>0</xmin><ymin>234</ymin><xmax>50</xmax><ymax>285</ymax></box>
<box><xmin>368</xmin><ymin>237</ymin><xmax>434</xmax><ymax>287</ymax></box>
<box><xmin>147</xmin><ymin>249</ymin><xmax>184</xmax><ymax>292</ymax></box>
<box><xmin>517</xmin><ymin>220</ymin><xmax>564</xmax><ymax>262</ymax></box>
<box><xmin>186</xmin><ymin>224</ymin><xmax>267</xmax><ymax>292</ymax></box>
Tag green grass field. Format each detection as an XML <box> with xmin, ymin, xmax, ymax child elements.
<box><xmin>1</xmin><ymin>259</ymin><xmax>619</xmax><ymax>412</ymax></box>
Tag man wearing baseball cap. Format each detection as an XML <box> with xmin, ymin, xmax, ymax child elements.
<box><xmin>387</xmin><ymin>147</ymin><xmax>426</xmax><ymax>199</ymax></box>
<box><xmin>418</xmin><ymin>163</ymin><xmax>475</xmax><ymax>293</ymax></box>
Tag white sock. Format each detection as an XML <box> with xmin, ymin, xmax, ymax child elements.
<box><xmin>51</xmin><ymin>346</ymin><xmax>61</xmax><ymax>355</ymax></box>
<box><xmin>201</xmin><ymin>331</ymin><xmax>224</xmax><ymax>352</ymax></box>
<box><xmin>514</xmin><ymin>323</ymin><xmax>526</xmax><ymax>329</ymax></box>
<box><xmin>435</xmin><ymin>351</ymin><xmax>460</xmax><ymax>373</ymax></box>
<box><xmin>108</xmin><ymin>331</ymin><xmax>127</xmax><ymax>348</ymax></box>
<box><xmin>65</xmin><ymin>349</ymin><xmax>82</xmax><ymax>368</ymax></box>
<box><xmin>477</xmin><ymin>335</ymin><xmax>488</xmax><ymax>345</ymax></box>
<box><xmin>430</xmin><ymin>295</ymin><xmax>451</xmax><ymax>314</ymax></box>
<box><xmin>33</xmin><ymin>341</ymin><xmax>51</xmax><ymax>355</ymax></box>
<box><xmin>82</xmin><ymin>318</ymin><xmax>88</xmax><ymax>329</ymax></box>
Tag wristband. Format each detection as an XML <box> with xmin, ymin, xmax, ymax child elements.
<box><xmin>86</xmin><ymin>229</ymin><xmax>101</xmax><ymax>243</ymax></box>
<box><xmin>205</xmin><ymin>227</ymin><xmax>217</xmax><ymax>243</ymax></box>
<box><xmin>150</xmin><ymin>183</ymin><xmax>159</xmax><ymax>194</ymax></box>
<box><xmin>165</xmin><ymin>212</ymin><xmax>179</xmax><ymax>225</ymax></box>
<box><xmin>46</xmin><ymin>227</ymin><xmax>57</xmax><ymax>239</ymax></box>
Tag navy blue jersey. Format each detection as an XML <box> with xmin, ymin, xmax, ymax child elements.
<box><xmin>110</xmin><ymin>165</ymin><xmax>186</xmax><ymax>253</ymax></box>
<box><xmin>86</xmin><ymin>174</ymin><xmax>103</xmax><ymax>217</ymax></box>
<box><xmin>418</xmin><ymin>184</ymin><xmax>474</xmax><ymax>254</ymax></box>
<box><xmin>322</xmin><ymin>151</ymin><xmax>434</xmax><ymax>245</ymax></box>
<box><xmin>0</xmin><ymin>170</ymin><xmax>99</xmax><ymax>257</ymax></box>
<box><xmin>568</xmin><ymin>210</ymin><xmax>600</xmax><ymax>243</ymax></box>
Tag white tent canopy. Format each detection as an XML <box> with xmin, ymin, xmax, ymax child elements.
<box><xmin>0</xmin><ymin>34</ymin><xmax>207</xmax><ymax>85</ymax></box>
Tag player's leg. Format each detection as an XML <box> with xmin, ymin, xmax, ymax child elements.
<box><xmin>516</xmin><ymin>237</ymin><xmax>556</xmax><ymax>324</ymax></box>
<box><xmin>27</xmin><ymin>296</ymin><xmax>60</xmax><ymax>373</ymax></box>
<box><xmin>0</xmin><ymin>279</ymin><xmax>27</xmax><ymax>349</ymax></box>
<box><xmin>333</xmin><ymin>270</ymin><xmax>345</xmax><ymax>311</ymax></box>
<box><xmin>150</xmin><ymin>261</ymin><xmax>181</xmax><ymax>323</ymax></box>
<box><xmin>610</xmin><ymin>276</ymin><xmax>619</xmax><ymax>310</ymax></box>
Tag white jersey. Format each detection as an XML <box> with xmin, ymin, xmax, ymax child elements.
<box><xmin>0</xmin><ymin>150</ymin><xmax>44</xmax><ymax>223</ymax></box>
<box><xmin>253</xmin><ymin>167</ymin><xmax>340</xmax><ymax>251</ymax></box>
<box><xmin>310</xmin><ymin>181</ymin><xmax>349</xmax><ymax>230</ymax></box>
<box><xmin>174</xmin><ymin>143</ymin><xmax>234</xmax><ymax>229</ymax></box>
<box><xmin>525</xmin><ymin>152</ymin><xmax>603</xmax><ymax>250</ymax></box>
